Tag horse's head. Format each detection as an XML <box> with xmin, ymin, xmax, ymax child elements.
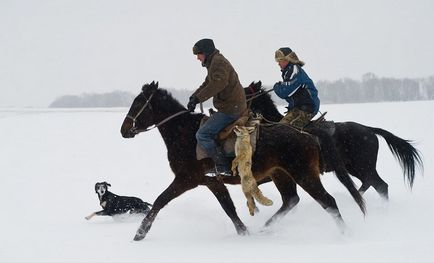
<box><xmin>245</xmin><ymin>80</ymin><xmax>262</xmax><ymax>96</ymax></box>
<box><xmin>120</xmin><ymin>81</ymin><xmax>159</xmax><ymax>138</ymax></box>
<box><xmin>244</xmin><ymin>80</ymin><xmax>282</xmax><ymax>122</ymax></box>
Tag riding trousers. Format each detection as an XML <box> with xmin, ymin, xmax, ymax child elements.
<box><xmin>196</xmin><ymin>111</ymin><xmax>239</xmax><ymax>156</ymax></box>
<box><xmin>280</xmin><ymin>108</ymin><xmax>313</xmax><ymax>128</ymax></box>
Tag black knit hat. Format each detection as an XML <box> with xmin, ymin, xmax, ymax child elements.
<box><xmin>192</xmin><ymin>38</ymin><xmax>216</xmax><ymax>56</ymax></box>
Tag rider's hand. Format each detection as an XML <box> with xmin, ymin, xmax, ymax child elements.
<box><xmin>273</xmin><ymin>81</ymin><xmax>282</xmax><ymax>89</ymax></box>
<box><xmin>187</xmin><ymin>96</ymin><xmax>199</xmax><ymax>112</ymax></box>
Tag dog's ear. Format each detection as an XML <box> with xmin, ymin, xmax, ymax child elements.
<box><xmin>104</xmin><ymin>182</ymin><xmax>111</xmax><ymax>187</ymax></box>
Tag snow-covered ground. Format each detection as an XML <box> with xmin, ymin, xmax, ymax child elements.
<box><xmin>0</xmin><ymin>101</ymin><xmax>432</xmax><ymax>263</ymax></box>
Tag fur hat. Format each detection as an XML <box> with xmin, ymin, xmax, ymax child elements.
<box><xmin>275</xmin><ymin>47</ymin><xmax>305</xmax><ymax>66</ymax></box>
<box><xmin>192</xmin><ymin>38</ymin><xmax>216</xmax><ymax>56</ymax></box>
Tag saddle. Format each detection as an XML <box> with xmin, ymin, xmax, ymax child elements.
<box><xmin>196</xmin><ymin>111</ymin><xmax>261</xmax><ymax>160</ymax></box>
<box><xmin>306</xmin><ymin>112</ymin><xmax>336</xmax><ymax>136</ymax></box>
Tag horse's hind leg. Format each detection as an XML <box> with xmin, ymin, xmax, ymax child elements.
<box><xmin>369</xmin><ymin>169</ymin><xmax>389</xmax><ymax>200</ymax></box>
<box><xmin>134</xmin><ymin>178</ymin><xmax>198</xmax><ymax>241</ymax></box>
<box><xmin>349</xmin><ymin>166</ymin><xmax>389</xmax><ymax>200</ymax></box>
<box><xmin>207</xmin><ymin>181</ymin><xmax>248</xmax><ymax>235</ymax></box>
<box><xmin>296</xmin><ymin>175</ymin><xmax>346</xmax><ymax>232</ymax></box>
<box><xmin>358</xmin><ymin>183</ymin><xmax>370</xmax><ymax>195</ymax></box>
<box><xmin>265</xmin><ymin>170</ymin><xmax>300</xmax><ymax>226</ymax></box>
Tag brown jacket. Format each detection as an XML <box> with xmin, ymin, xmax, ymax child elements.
<box><xmin>192</xmin><ymin>50</ymin><xmax>247</xmax><ymax>115</ymax></box>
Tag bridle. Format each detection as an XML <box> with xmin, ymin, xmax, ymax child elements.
<box><xmin>125</xmin><ymin>89</ymin><xmax>188</xmax><ymax>134</ymax></box>
<box><xmin>126</xmin><ymin>90</ymin><xmax>156</xmax><ymax>123</ymax></box>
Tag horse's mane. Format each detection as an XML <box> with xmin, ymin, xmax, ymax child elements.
<box><xmin>154</xmin><ymin>88</ymin><xmax>186</xmax><ymax>111</ymax></box>
<box><xmin>153</xmin><ymin>87</ymin><xmax>206</xmax><ymax>125</ymax></box>
<box><xmin>252</xmin><ymin>85</ymin><xmax>282</xmax><ymax>122</ymax></box>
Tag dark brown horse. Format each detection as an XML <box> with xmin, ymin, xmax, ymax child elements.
<box><xmin>120</xmin><ymin>82</ymin><xmax>365</xmax><ymax>241</ymax></box>
<box><xmin>245</xmin><ymin>81</ymin><xmax>423</xmax><ymax>200</ymax></box>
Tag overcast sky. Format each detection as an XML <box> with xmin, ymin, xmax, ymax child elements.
<box><xmin>1</xmin><ymin>0</ymin><xmax>433</xmax><ymax>107</ymax></box>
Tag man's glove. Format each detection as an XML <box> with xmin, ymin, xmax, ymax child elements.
<box><xmin>187</xmin><ymin>96</ymin><xmax>199</xmax><ymax>112</ymax></box>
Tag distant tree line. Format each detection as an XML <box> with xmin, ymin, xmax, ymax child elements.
<box><xmin>49</xmin><ymin>74</ymin><xmax>434</xmax><ymax>108</ymax></box>
<box><xmin>316</xmin><ymin>73</ymin><xmax>434</xmax><ymax>104</ymax></box>
<box><xmin>49</xmin><ymin>91</ymin><xmax>135</xmax><ymax>108</ymax></box>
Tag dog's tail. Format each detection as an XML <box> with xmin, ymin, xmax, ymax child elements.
<box><xmin>252</xmin><ymin>187</ymin><xmax>273</xmax><ymax>206</ymax></box>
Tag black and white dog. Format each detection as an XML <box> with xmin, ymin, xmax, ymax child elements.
<box><xmin>85</xmin><ymin>182</ymin><xmax>152</xmax><ymax>220</ymax></box>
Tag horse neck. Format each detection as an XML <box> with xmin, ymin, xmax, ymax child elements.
<box><xmin>253</xmin><ymin>96</ymin><xmax>283</xmax><ymax>122</ymax></box>
<box><xmin>151</xmin><ymin>94</ymin><xmax>201</xmax><ymax>153</ymax></box>
<box><xmin>157</xmin><ymin>113</ymin><xmax>202</xmax><ymax>159</ymax></box>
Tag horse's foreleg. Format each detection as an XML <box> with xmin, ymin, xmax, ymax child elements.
<box><xmin>296</xmin><ymin>175</ymin><xmax>347</xmax><ymax>233</ymax></box>
<box><xmin>263</xmin><ymin>170</ymin><xmax>299</xmax><ymax>226</ymax></box>
<box><xmin>134</xmin><ymin>178</ymin><xmax>198</xmax><ymax>241</ymax></box>
<box><xmin>206</xmin><ymin>182</ymin><xmax>248</xmax><ymax>235</ymax></box>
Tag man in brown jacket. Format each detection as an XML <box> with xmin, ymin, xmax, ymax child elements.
<box><xmin>188</xmin><ymin>38</ymin><xmax>247</xmax><ymax>177</ymax></box>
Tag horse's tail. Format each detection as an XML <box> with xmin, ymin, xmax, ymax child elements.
<box><xmin>309</xmin><ymin>128</ymin><xmax>366</xmax><ymax>215</ymax></box>
<box><xmin>368</xmin><ymin>126</ymin><xmax>423</xmax><ymax>188</ymax></box>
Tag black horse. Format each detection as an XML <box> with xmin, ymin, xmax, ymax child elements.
<box><xmin>120</xmin><ymin>82</ymin><xmax>365</xmax><ymax>241</ymax></box>
<box><xmin>245</xmin><ymin>81</ymin><xmax>423</xmax><ymax>199</ymax></box>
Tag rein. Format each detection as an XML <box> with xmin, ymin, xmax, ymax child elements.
<box><xmin>245</xmin><ymin>88</ymin><xmax>274</xmax><ymax>102</ymax></box>
<box><xmin>132</xmin><ymin>110</ymin><xmax>189</xmax><ymax>133</ymax></box>
<box><xmin>126</xmin><ymin>89</ymin><xmax>189</xmax><ymax>134</ymax></box>
<box><xmin>259</xmin><ymin>114</ymin><xmax>311</xmax><ymax>135</ymax></box>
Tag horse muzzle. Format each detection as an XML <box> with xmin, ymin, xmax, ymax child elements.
<box><xmin>120</xmin><ymin>117</ymin><xmax>137</xmax><ymax>138</ymax></box>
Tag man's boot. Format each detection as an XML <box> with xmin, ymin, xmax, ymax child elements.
<box><xmin>205</xmin><ymin>148</ymin><xmax>233</xmax><ymax>177</ymax></box>
<box><xmin>214</xmin><ymin>148</ymin><xmax>233</xmax><ymax>176</ymax></box>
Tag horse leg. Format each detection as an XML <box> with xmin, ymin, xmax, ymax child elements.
<box><xmin>134</xmin><ymin>178</ymin><xmax>198</xmax><ymax>241</ymax></box>
<box><xmin>265</xmin><ymin>170</ymin><xmax>299</xmax><ymax>227</ymax></box>
<box><xmin>349</xmin><ymin>166</ymin><xmax>389</xmax><ymax>200</ymax></box>
<box><xmin>206</xmin><ymin>182</ymin><xmax>248</xmax><ymax>235</ymax></box>
<box><xmin>369</xmin><ymin>169</ymin><xmax>389</xmax><ymax>200</ymax></box>
<box><xmin>296</xmin><ymin>175</ymin><xmax>347</xmax><ymax>233</ymax></box>
<box><xmin>347</xmin><ymin>166</ymin><xmax>371</xmax><ymax>196</ymax></box>
<box><xmin>358</xmin><ymin>183</ymin><xmax>370</xmax><ymax>195</ymax></box>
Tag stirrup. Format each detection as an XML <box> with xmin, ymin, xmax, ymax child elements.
<box><xmin>204</xmin><ymin>167</ymin><xmax>233</xmax><ymax>177</ymax></box>
<box><xmin>216</xmin><ymin>168</ymin><xmax>233</xmax><ymax>177</ymax></box>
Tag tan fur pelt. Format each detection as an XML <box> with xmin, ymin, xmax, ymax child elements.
<box><xmin>232</xmin><ymin>125</ymin><xmax>273</xmax><ymax>216</ymax></box>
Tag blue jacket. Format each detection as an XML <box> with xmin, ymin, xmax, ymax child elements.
<box><xmin>273</xmin><ymin>64</ymin><xmax>320</xmax><ymax>115</ymax></box>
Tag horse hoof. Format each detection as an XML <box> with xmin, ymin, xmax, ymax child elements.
<box><xmin>237</xmin><ymin>226</ymin><xmax>249</xmax><ymax>236</ymax></box>
<box><xmin>133</xmin><ymin>228</ymin><xmax>146</xmax><ymax>241</ymax></box>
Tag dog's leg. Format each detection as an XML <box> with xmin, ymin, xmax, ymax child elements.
<box><xmin>85</xmin><ymin>210</ymin><xmax>109</xmax><ymax>220</ymax></box>
<box><xmin>231</xmin><ymin>156</ymin><xmax>240</xmax><ymax>176</ymax></box>
<box><xmin>85</xmin><ymin>212</ymin><xmax>96</xmax><ymax>220</ymax></box>
<box><xmin>245</xmin><ymin>195</ymin><xmax>256</xmax><ymax>216</ymax></box>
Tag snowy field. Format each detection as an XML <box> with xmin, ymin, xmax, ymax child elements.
<box><xmin>0</xmin><ymin>100</ymin><xmax>432</xmax><ymax>263</ymax></box>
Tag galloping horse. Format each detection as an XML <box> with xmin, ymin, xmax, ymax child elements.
<box><xmin>245</xmin><ymin>81</ymin><xmax>423</xmax><ymax>199</ymax></box>
<box><xmin>120</xmin><ymin>82</ymin><xmax>365</xmax><ymax>241</ymax></box>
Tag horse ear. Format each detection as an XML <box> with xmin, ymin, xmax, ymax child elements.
<box><xmin>149</xmin><ymin>81</ymin><xmax>158</xmax><ymax>92</ymax></box>
<box><xmin>254</xmin><ymin>81</ymin><xmax>262</xmax><ymax>90</ymax></box>
<box><xmin>142</xmin><ymin>83</ymin><xmax>148</xmax><ymax>92</ymax></box>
